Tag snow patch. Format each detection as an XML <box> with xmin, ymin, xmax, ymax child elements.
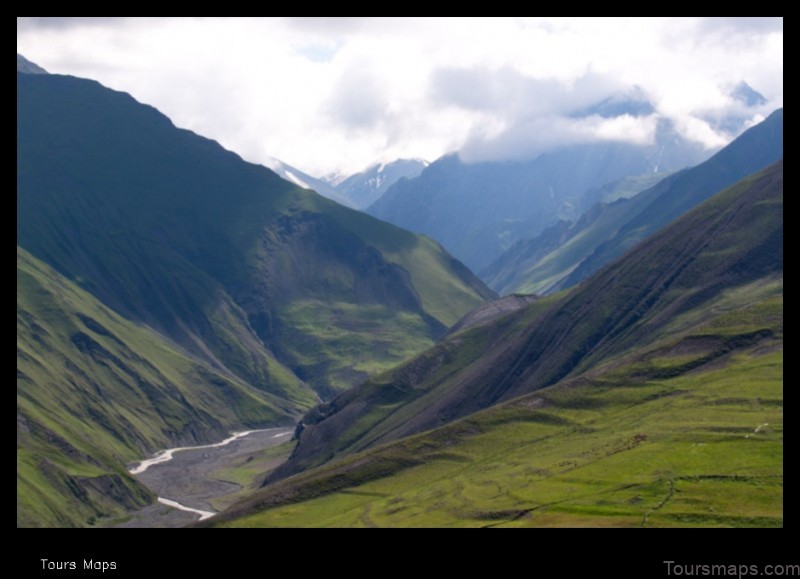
<box><xmin>284</xmin><ymin>170</ymin><xmax>313</xmax><ymax>190</ymax></box>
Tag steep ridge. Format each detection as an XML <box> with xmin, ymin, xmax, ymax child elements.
<box><xmin>17</xmin><ymin>53</ymin><xmax>47</xmax><ymax>74</ymax></box>
<box><xmin>483</xmin><ymin>109</ymin><xmax>783</xmax><ymax>295</ymax></box>
<box><xmin>267</xmin><ymin>161</ymin><xmax>782</xmax><ymax>483</ymax></box>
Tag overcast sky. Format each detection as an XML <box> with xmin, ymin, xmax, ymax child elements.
<box><xmin>17</xmin><ymin>17</ymin><xmax>783</xmax><ymax>177</ymax></box>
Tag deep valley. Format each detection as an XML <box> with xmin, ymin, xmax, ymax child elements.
<box><xmin>16</xmin><ymin>21</ymin><xmax>783</xmax><ymax>534</ymax></box>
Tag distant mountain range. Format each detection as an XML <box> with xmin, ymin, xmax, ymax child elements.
<box><xmin>16</xmin><ymin>59</ymin><xmax>491</xmax><ymax>526</ymax></box>
<box><xmin>325</xmin><ymin>159</ymin><xmax>429</xmax><ymax>209</ymax></box>
<box><xmin>268</xmin><ymin>157</ymin><xmax>429</xmax><ymax>210</ymax></box>
<box><xmin>262</xmin><ymin>156</ymin><xmax>358</xmax><ymax>208</ymax></box>
<box><xmin>367</xmin><ymin>115</ymin><xmax>712</xmax><ymax>272</ymax></box>
<box><xmin>483</xmin><ymin>108</ymin><xmax>784</xmax><ymax>295</ymax></box>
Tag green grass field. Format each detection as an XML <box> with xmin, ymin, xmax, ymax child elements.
<box><xmin>221</xmin><ymin>346</ymin><xmax>781</xmax><ymax>527</ymax></box>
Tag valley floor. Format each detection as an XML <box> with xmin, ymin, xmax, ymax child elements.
<box><xmin>114</xmin><ymin>428</ymin><xmax>294</xmax><ymax>528</ymax></box>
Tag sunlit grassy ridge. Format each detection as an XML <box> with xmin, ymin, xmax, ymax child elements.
<box><xmin>214</xmin><ymin>291</ymin><xmax>782</xmax><ymax>527</ymax></box>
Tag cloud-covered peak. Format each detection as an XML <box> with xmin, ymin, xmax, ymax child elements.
<box><xmin>569</xmin><ymin>86</ymin><xmax>655</xmax><ymax>119</ymax></box>
<box><xmin>731</xmin><ymin>81</ymin><xmax>767</xmax><ymax>107</ymax></box>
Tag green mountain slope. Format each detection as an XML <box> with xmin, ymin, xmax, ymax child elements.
<box><xmin>483</xmin><ymin>109</ymin><xmax>783</xmax><ymax>295</ymax></box>
<box><xmin>18</xmin><ymin>247</ymin><xmax>301</xmax><ymax>527</ymax></box>
<box><xmin>216</xmin><ymin>336</ymin><xmax>782</xmax><ymax>527</ymax></box>
<box><xmin>262</xmin><ymin>162</ymin><xmax>783</xmax><ymax>494</ymax></box>
<box><xmin>17</xmin><ymin>69</ymin><xmax>491</xmax><ymax>527</ymax></box>
<box><xmin>17</xmin><ymin>71</ymin><xmax>491</xmax><ymax>400</ymax></box>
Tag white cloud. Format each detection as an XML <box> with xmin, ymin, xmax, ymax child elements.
<box><xmin>17</xmin><ymin>17</ymin><xmax>783</xmax><ymax>176</ymax></box>
<box><xmin>459</xmin><ymin>113</ymin><xmax>660</xmax><ymax>163</ymax></box>
<box><xmin>591</xmin><ymin>114</ymin><xmax>659</xmax><ymax>144</ymax></box>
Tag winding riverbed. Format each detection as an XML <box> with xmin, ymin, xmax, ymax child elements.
<box><xmin>119</xmin><ymin>427</ymin><xmax>294</xmax><ymax>527</ymax></box>
<box><xmin>129</xmin><ymin>430</ymin><xmax>276</xmax><ymax>475</ymax></box>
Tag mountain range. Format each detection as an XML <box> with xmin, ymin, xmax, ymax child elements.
<box><xmin>325</xmin><ymin>159</ymin><xmax>429</xmax><ymax>209</ymax></box>
<box><xmin>17</xmin><ymin>53</ymin><xmax>782</xmax><ymax>529</ymax></box>
<box><xmin>212</xmin><ymin>159</ymin><xmax>783</xmax><ymax>527</ymax></box>
<box><xmin>261</xmin><ymin>156</ymin><xmax>357</xmax><ymax>208</ymax></box>
<box><xmin>16</xmin><ymin>61</ymin><xmax>491</xmax><ymax>526</ymax></box>
<box><xmin>367</xmin><ymin>113</ymin><xmax>712</xmax><ymax>272</ymax></box>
